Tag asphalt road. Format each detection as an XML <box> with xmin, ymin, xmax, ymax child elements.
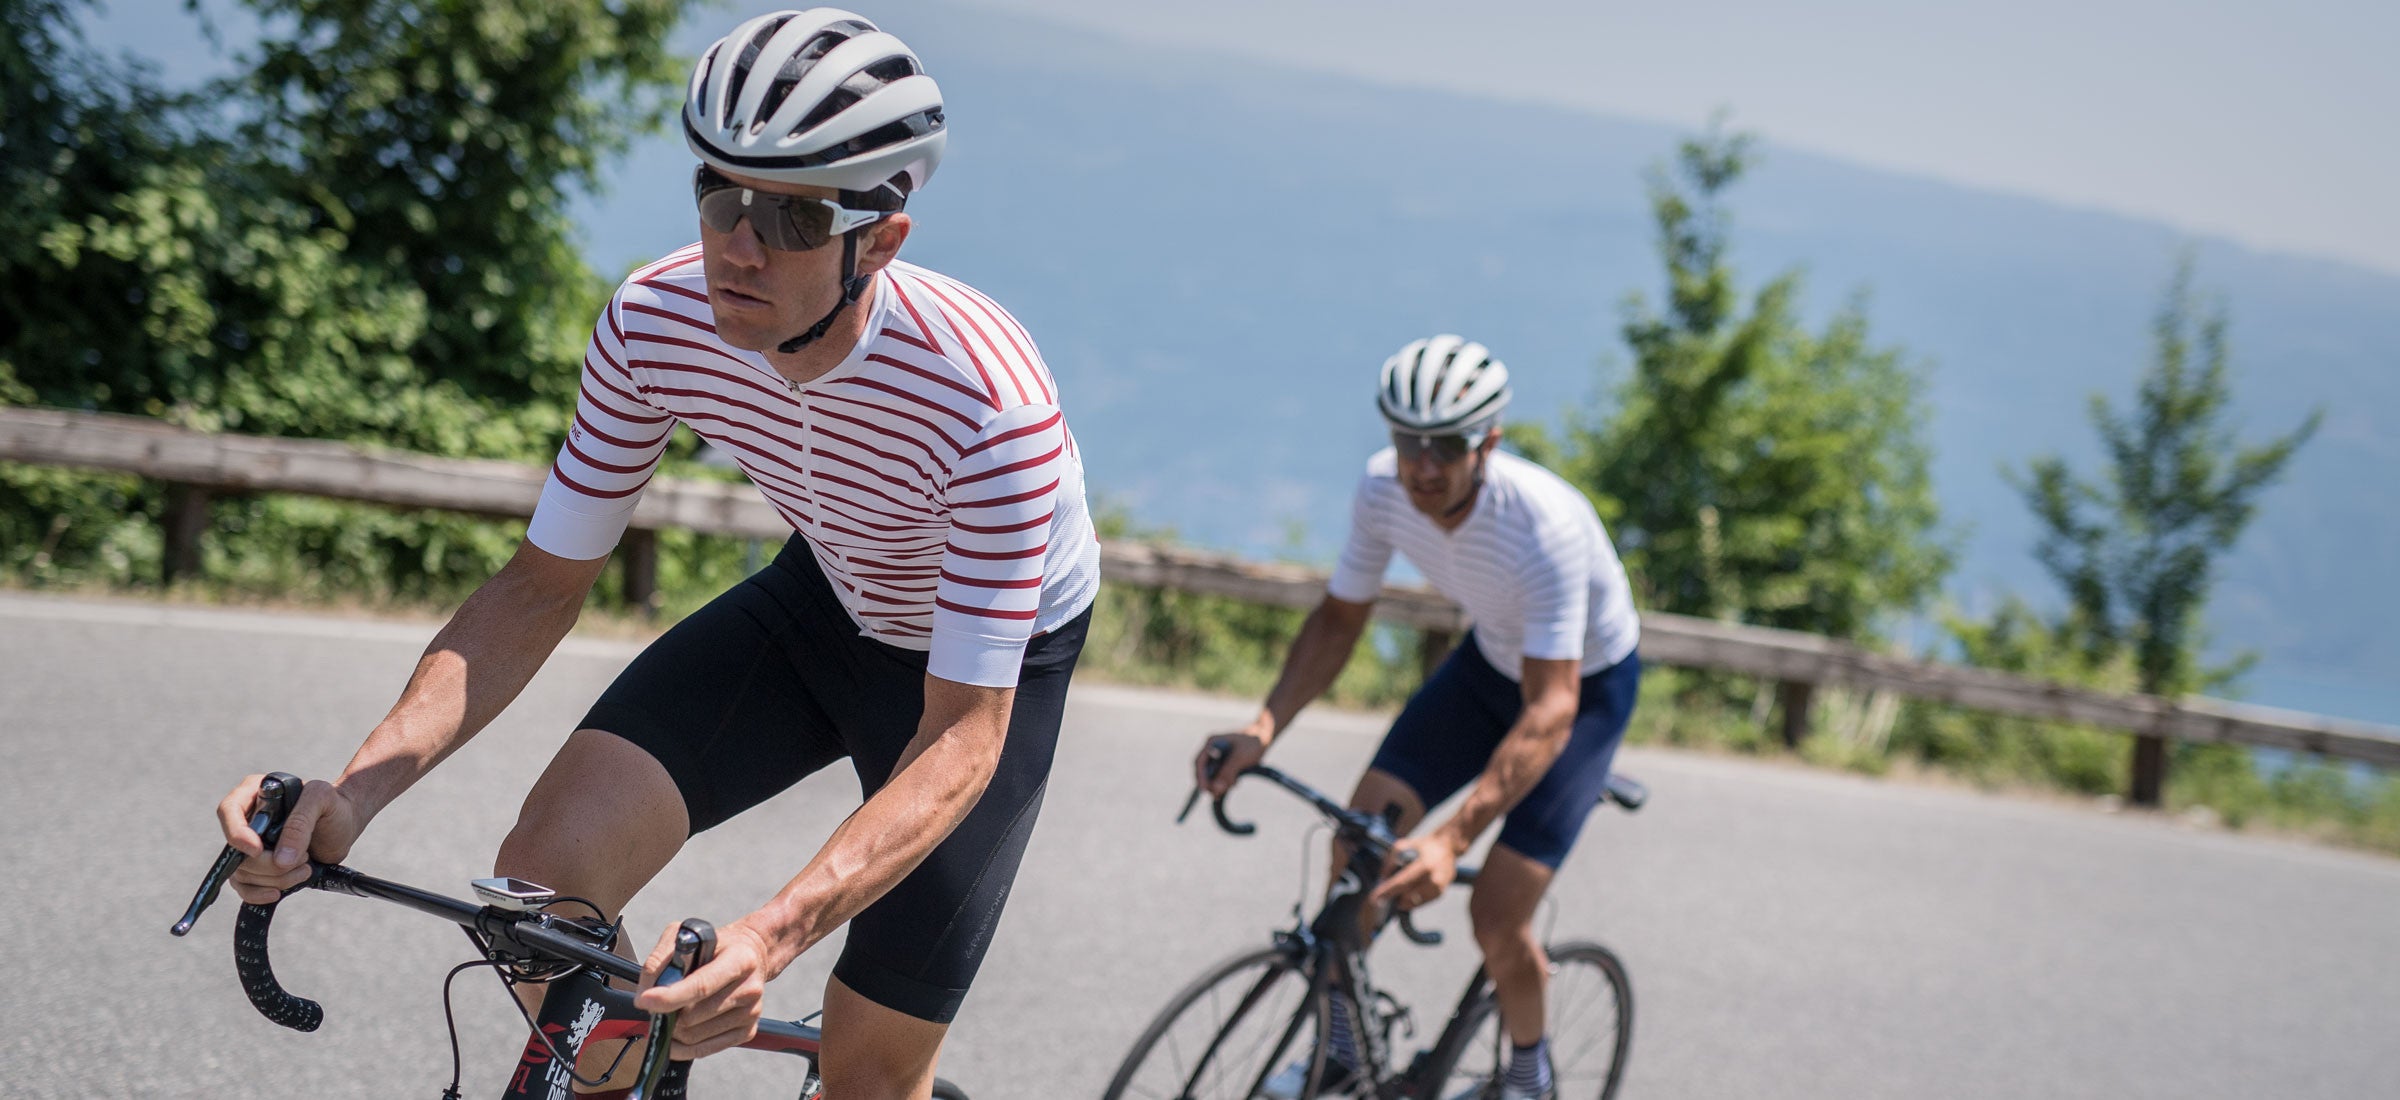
<box><xmin>4</xmin><ymin>592</ymin><xmax>2395</xmax><ymax>1099</ymax></box>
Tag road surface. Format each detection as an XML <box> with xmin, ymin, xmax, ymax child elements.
<box><xmin>3</xmin><ymin>592</ymin><xmax>2394</xmax><ymax>1098</ymax></box>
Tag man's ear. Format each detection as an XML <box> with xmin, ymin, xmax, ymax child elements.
<box><xmin>1477</xmin><ymin>425</ymin><xmax>1503</xmax><ymax>458</ymax></box>
<box><xmin>856</xmin><ymin>213</ymin><xmax>912</xmax><ymax>276</ymax></box>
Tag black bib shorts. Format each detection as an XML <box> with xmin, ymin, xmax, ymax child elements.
<box><xmin>578</xmin><ymin>534</ymin><xmax>1088</xmax><ymax>1024</ymax></box>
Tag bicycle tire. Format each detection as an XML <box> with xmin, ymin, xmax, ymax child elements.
<box><xmin>1101</xmin><ymin>944</ymin><xmax>1323</xmax><ymax>1100</ymax></box>
<box><xmin>1418</xmin><ymin>941</ymin><xmax>1633</xmax><ymax>1100</ymax></box>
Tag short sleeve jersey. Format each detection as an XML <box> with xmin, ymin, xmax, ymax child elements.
<box><xmin>525</xmin><ymin>246</ymin><xmax>1101</xmax><ymax>689</ymax></box>
<box><xmin>1326</xmin><ymin>448</ymin><xmax>1639</xmax><ymax>680</ymax></box>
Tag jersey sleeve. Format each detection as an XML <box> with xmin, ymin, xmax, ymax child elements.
<box><xmin>1517</xmin><ymin>513</ymin><xmax>1593</xmax><ymax>664</ymax></box>
<box><xmin>524</xmin><ymin>294</ymin><xmax>674</xmax><ymax>561</ymax></box>
<box><xmin>927</xmin><ymin>403</ymin><xmax>1067</xmax><ymax>687</ymax></box>
<box><xmin>1325</xmin><ymin>471</ymin><xmax>1395</xmax><ymax>604</ymax></box>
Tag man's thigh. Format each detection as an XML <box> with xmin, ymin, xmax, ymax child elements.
<box><xmin>578</xmin><ymin>563</ymin><xmax>852</xmax><ymax>837</ymax></box>
<box><xmin>498</xmin><ymin>728</ymin><xmax>690</xmax><ymax>916</ymax></box>
<box><xmin>1467</xmin><ymin>843</ymin><xmax>1557</xmax><ymax>938</ymax></box>
<box><xmin>830</xmin><ymin>608</ymin><xmax>1090</xmax><ymax>1027</ymax></box>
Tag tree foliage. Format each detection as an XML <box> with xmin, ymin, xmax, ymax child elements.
<box><xmin>1</xmin><ymin>0</ymin><xmax>702</xmax><ymax>595</ymax></box>
<box><xmin>234</xmin><ymin>0</ymin><xmax>688</xmax><ymax>422</ymax></box>
<box><xmin>2011</xmin><ymin>259</ymin><xmax>2320</xmax><ymax>698</ymax></box>
<box><xmin>1520</xmin><ymin>125</ymin><xmax>1951</xmax><ymax>640</ymax></box>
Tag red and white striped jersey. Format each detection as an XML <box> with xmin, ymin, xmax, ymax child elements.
<box><xmin>526</xmin><ymin>247</ymin><xmax>1101</xmax><ymax>688</ymax></box>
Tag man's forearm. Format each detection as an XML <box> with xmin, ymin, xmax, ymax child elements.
<box><xmin>746</xmin><ymin>678</ymin><xmax>1011</xmax><ymax>970</ymax></box>
<box><xmin>1256</xmin><ymin>600</ymin><xmax>1371</xmax><ymax>736</ymax></box>
<box><xmin>745</xmin><ymin>722</ymin><xmax>995</xmax><ymax>969</ymax></box>
<box><xmin>1434</xmin><ymin>710</ymin><xmax>1572</xmax><ymax>852</ymax></box>
<box><xmin>336</xmin><ymin>558</ymin><xmax>589</xmax><ymax>815</ymax></box>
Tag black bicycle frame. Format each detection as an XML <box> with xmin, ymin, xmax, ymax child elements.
<box><xmin>1186</xmin><ymin>763</ymin><xmax>1489</xmax><ymax>1099</ymax></box>
<box><xmin>170</xmin><ymin>773</ymin><xmax>826</xmax><ymax>1100</ymax></box>
<box><xmin>1187</xmin><ymin>760</ymin><xmax>1644</xmax><ymax>1100</ymax></box>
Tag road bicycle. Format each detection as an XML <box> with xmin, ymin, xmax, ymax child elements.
<box><xmin>171</xmin><ymin>772</ymin><xmax>971</xmax><ymax>1100</ymax></box>
<box><xmin>1103</xmin><ymin>760</ymin><xmax>1640</xmax><ymax>1100</ymax></box>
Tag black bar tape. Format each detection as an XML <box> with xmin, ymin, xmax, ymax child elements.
<box><xmin>234</xmin><ymin>901</ymin><xmax>323</xmax><ymax>1032</ymax></box>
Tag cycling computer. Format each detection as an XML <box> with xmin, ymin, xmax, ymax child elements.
<box><xmin>471</xmin><ymin>876</ymin><xmax>557</xmax><ymax>911</ymax></box>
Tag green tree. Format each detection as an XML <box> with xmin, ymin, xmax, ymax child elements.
<box><xmin>2</xmin><ymin>0</ymin><xmax>711</xmax><ymax>599</ymax></box>
<box><xmin>1526</xmin><ymin>125</ymin><xmax>1950</xmax><ymax>641</ymax></box>
<box><xmin>2011</xmin><ymin>258</ymin><xmax>2320</xmax><ymax>805</ymax></box>
<box><xmin>231</xmin><ymin>0</ymin><xmax>691</xmax><ymax>445</ymax></box>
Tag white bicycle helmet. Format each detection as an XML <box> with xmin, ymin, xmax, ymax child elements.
<box><xmin>683</xmin><ymin>8</ymin><xmax>946</xmax><ymax>197</ymax></box>
<box><xmin>1378</xmin><ymin>335</ymin><xmax>1511</xmax><ymax>436</ymax></box>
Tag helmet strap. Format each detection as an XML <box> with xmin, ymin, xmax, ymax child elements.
<box><xmin>775</xmin><ymin>230</ymin><xmax>872</xmax><ymax>355</ymax></box>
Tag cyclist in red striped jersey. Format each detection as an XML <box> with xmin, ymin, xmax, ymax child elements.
<box><xmin>213</xmin><ymin>10</ymin><xmax>1097</xmax><ymax>1097</ymax></box>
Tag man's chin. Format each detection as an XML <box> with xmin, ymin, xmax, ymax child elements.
<box><xmin>708</xmin><ymin>314</ymin><xmax>781</xmax><ymax>352</ymax></box>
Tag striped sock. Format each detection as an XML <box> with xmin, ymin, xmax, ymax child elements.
<box><xmin>1506</xmin><ymin>1037</ymin><xmax>1551</xmax><ymax>1095</ymax></box>
<box><xmin>1323</xmin><ymin>989</ymin><xmax>1362</xmax><ymax>1071</ymax></box>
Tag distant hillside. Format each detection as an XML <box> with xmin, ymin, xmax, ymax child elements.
<box><xmin>569</xmin><ymin>5</ymin><xmax>2397</xmax><ymax>723</ymax></box>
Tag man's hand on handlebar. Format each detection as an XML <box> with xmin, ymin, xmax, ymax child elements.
<box><xmin>215</xmin><ymin>774</ymin><xmax>367</xmax><ymax>904</ymax></box>
<box><xmin>633</xmin><ymin>917</ymin><xmax>776</xmax><ymax>1060</ymax></box>
<box><xmin>1194</xmin><ymin>731</ymin><xmax>1268</xmax><ymax>798</ymax></box>
<box><xmin>1369</xmin><ymin>832</ymin><xmax>1460</xmax><ymax>912</ymax></box>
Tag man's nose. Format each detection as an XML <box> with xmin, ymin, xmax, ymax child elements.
<box><xmin>723</xmin><ymin>217</ymin><xmax>768</xmax><ymax>267</ymax></box>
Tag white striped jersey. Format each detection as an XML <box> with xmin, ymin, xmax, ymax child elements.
<box><xmin>526</xmin><ymin>247</ymin><xmax>1100</xmax><ymax>688</ymax></box>
<box><xmin>1327</xmin><ymin>449</ymin><xmax>1639</xmax><ymax>680</ymax></box>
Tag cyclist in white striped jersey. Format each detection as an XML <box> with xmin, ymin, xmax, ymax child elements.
<box><xmin>215</xmin><ymin>10</ymin><xmax>1096</xmax><ymax>1098</ymax></box>
<box><xmin>1196</xmin><ymin>336</ymin><xmax>1642</xmax><ymax>1100</ymax></box>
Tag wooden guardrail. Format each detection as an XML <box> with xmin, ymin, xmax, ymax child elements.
<box><xmin>8</xmin><ymin>406</ymin><xmax>2398</xmax><ymax>788</ymax></box>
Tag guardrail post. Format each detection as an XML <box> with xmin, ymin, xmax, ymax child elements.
<box><xmin>1417</xmin><ymin>627</ymin><xmax>1456</xmax><ymax>683</ymax></box>
<box><xmin>621</xmin><ymin>529</ymin><xmax>660</xmax><ymax>620</ymax></box>
<box><xmin>1777</xmin><ymin>679</ymin><xmax>1815</xmax><ymax>749</ymax></box>
<box><xmin>161</xmin><ymin>483</ymin><xmax>210</xmax><ymax>585</ymax></box>
<box><xmin>2129</xmin><ymin>731</ymin><xmax>2167</xmax><ymax>807</ymax></box>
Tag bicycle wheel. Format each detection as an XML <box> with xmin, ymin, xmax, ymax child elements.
<box><xmin>1423</xmin><ymin>941</ymin><xmax>1633</xmax><ymax>1100</ymax></box>
<box><xmin>1102</xmin><ymin>945</ymin><xmax>1325</xmax><ymax>1100</ymax></box>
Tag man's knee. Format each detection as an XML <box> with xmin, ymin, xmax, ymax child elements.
<box><xmin>497</xmin><ymin>729</ymin><xmax>687</xmax><ymax>900</ymax></box>
<box><xmin>820</xmin><ymin>977</ymin><xmax>947</xmax><ymax>1100</ymax></box>
<box><xmin>1469</xmin><ymin>897</ymin><xmax>1535</xmax><ymax>951</ymax></box>
<box><xmin>1348</xmin><ymin>768</ymin><xmax>1426</xmax><ymax>829</ymax></box>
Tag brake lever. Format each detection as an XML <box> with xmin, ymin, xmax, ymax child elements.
<box><xmin>628</xmin><ymin>918</ymin><xmax>716</xmax><ymax>1100</ymax></box>
<box><xmin>172</xmin><ymin>771</ymin><xmax>303</xmax><ymax>936</ymax></box>
<box><xmin>1383</xmin><ymin>836</ymin><xmax>1444</xmax><ymax>945</ymax></box>
<box><xmin>1185</xmin><ymin>739</ymin><xmax>1238</xmax><ymax>826</ymax></box>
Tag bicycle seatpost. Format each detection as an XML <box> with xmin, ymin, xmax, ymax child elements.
<box><xmin>172</xmin><ymin>771</ymin><xmax>303</xmax><ymax>936</ymax></box>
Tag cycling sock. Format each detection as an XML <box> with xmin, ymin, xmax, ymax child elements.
<box><xmin>1323</xmin><ymin>989</ymin><xmax>1362</xmax><ymax>1071</ymax></box>
<box><xmin>1506</xmin><ymin>1036</ymin><xmax>1551</xmax><ymax>1095</ymax></box>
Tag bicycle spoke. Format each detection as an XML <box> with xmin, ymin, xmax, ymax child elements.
<box><xmin>1107</xmin><ymin>950</ymin><xmax>1319</xmax><ymax>1100</ymax></box>
<box><xmin>1539</xmin><ymin>951</ymin><xmax>1627</xmax><ymax>1095</ymax></box>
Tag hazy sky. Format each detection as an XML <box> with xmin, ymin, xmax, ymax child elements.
<box><xmin>957</xmin><ymin>0</ymin><xmax>2400</xmax><ymax>276</ymax></box>
<box><xmin>79</xmin><ymin>0</ymin><xmax>2399</xmax><ymax>275</ymax></box>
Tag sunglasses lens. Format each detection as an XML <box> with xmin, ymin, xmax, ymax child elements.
<box><xmin>692</xmin><ymin>170</ymin><xmax>839</xmax><ymax>251</ymax></box>
<box><xmin>695</xmin><ymin>187</ymin><xmax>747</xmax><ymax>233</ymax></box>
<box><xmin>1395</xmin><ymin>433</ymin><xmax>1473</xmax><ymax>462</ymax></box>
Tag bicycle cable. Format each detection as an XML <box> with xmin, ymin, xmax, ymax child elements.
<box><xmin>1295</xmin><ymin>821</ymin><xmax>1333</xmax><ymax>921</ymax></box>
<box><xmin>436</xmin><ymin>955</ymin><xmax>640</xmax><ymax>1097</ymax></box>
<box><xmin>488</xmin><ymin>961</ymin><xmax>640</xmax><ymax>1091</ymax></box>
<box><xmin>440</xmin><ymin>959</ymin><xmax>506</xmax><ymax>1100</ymax></box>
<box><xmin>538</xmin><ymin>895</ymin><xmax>611</xmax><ymax>922</ymax></box>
